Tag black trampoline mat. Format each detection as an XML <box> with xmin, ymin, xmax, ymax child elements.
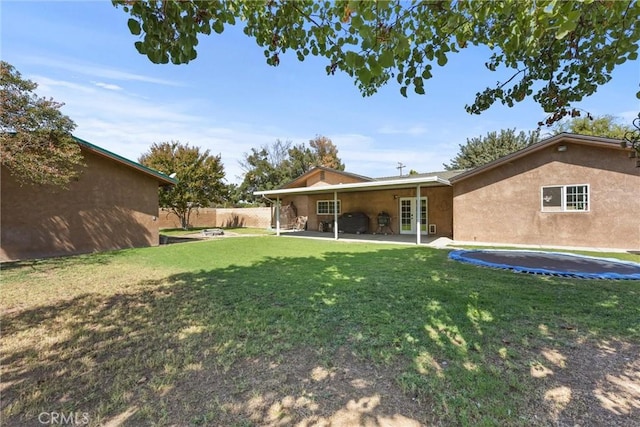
<box><xmin>466</xmin><ymin>251</ymin><xmax>640</xmax><ymax>274</ymax></box>
<box><xmin>449</xmin><ymin>250</ymin><xmax>640</xmax><ymax>279</ymax></box>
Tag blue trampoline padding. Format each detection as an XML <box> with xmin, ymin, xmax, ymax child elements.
<box><xmin>449</xmin><ymin>250</ymin><xmax>640</xmax><ymax>280</ymax></box>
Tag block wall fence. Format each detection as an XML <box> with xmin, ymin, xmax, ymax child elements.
<box><xmin>158</xmin><ymin>207</ymin><xmax>272</xmax><ymax>230</ymax></box>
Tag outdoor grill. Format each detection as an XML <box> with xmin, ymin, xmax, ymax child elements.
<box><xmin>377</xmin><ymin>212</ymin><xmax>391</xmax><ymax>226</ymax></box>
<box><xmin>376</xmin><ymin>212</ymin><xmax>393</xmax><ymax>234</ymax></box>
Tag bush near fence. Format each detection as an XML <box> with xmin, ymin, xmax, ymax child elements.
<box><xmin>158</xmin><ymin>207</ymin><xmax>271</xmax><ymax>230</ymax></box>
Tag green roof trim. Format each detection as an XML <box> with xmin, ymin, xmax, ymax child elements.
<box><xmin>73</xmin><ymin>136</ymin><xmax>177</xmax><ymax>185</ymax></box>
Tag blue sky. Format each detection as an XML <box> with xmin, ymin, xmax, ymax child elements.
<box><xmin>2</xmin><ymin>1</ymin><xmax>639</xmax><ymax>183</ymax></box>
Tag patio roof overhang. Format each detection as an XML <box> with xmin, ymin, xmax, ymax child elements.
<box><xmin>253</xmin><ymin>175</ymin><xmax>451</xmax><ymax>197</ymax></box>
<box><xmin>255</xmin><ymin>175</ymin><xmax>451</xmax><ymax>245</ymax></box>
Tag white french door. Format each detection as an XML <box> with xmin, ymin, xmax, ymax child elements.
<box><xmin>399</xmin><ymin>197</ymin><xmax>428</xmax><ymax>234</ymax></box>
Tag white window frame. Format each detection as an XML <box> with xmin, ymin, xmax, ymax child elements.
<box><xmin>317</xmin><ymin>199</ymin><xmax>341</xmax><ymax>215</ymax></box>
<box><xmin>541</xmin><ymin>184</ymin><xmax>590</xmax><ymax>212</ymax></box>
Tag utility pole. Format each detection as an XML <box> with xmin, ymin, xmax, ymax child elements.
<box><xmin>396</xmin><ymin>162</ymin><xmax>405</xmax><ymax>176</ymax></box>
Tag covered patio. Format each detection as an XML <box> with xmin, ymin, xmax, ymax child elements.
<box><xmin>254</xmin><ymin>173</ymin><xmax>459</xmax><ymax>245</ymax></box>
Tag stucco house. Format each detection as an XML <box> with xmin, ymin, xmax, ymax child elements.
<box><xmin>1</xmin><ymin>137</ymin><xmax>176</xmax><ymax>261</ymax></box>
<box><xmin>254</xmin><ymin>133</ymin><xmax>639</xmax><ymax>251</ymax></box>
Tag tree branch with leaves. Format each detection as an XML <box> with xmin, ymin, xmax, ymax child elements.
<box><xmin>114</xmin><ymin>0</ymin><xmax>639</xmax><ymax>125</ymax></box>
<box><xmin>1</xmin><ymin>61</ymin><xmax>84</xmax><ymax>187</ymax></box>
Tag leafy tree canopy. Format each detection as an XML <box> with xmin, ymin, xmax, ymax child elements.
<box><xmin>309</xmin><ymin>135</ymin><xmax>345</xmax><ymax>171</ymax></box>
<box><xmin>0</xmin><ymin>61</ymin><xmax>84</xmax><ymax>187</ymax></box>
<box><xmin>552</xmin><ymin>114</ymin><xmax>634</xmax><ymax>140</ymax></box>
<box><xmin>239</xmin><ymin>139</ymin><xmax>292</xmax><ymax>203</ymax></box>
<box><xmin>139</xmin><ymin>141</ymin><xmax>226</xmax><ymax>229</ymax></box>
<box><xmin>239</xmin><ymin>136</ymin><xmax>344</xmax><ymax>202</ymax></box>
<box><xmin>444</xmin><ymin>128</ymin><xmax>540</xmax><ymax>170</ymax></box>
<box><xmin>288</xmin><ymin>135</ymin><xmax>345</xmax><ymax>177</ymax></box>
<box><xmin>114</xmin><ymin>0</ymin><xmax>639</xmax><ymax>124</ymax></box>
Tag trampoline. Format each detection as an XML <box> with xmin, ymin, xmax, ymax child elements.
<box><xmin>449</xmin><ymin>250</ymin><xmax>640</xmax><ymax>280</ymax></box>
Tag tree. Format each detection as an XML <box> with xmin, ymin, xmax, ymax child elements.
<box><xmin>113</xmin><ymin>1</ymin><xmax>640</xmax><ymax>125</ymax></box>
<box><xmin>552</xmin><ymin>114</ymin><xmax>634</xmax><ymax>139</ymax></box>
<box><xmin>308</xmin><ymin>135</ymin><xmax>345</xmax><ymax>171</ymax></box>
<box><xmin>222</xmin><ymin>182</ymin><xmax>253</xmax><ymax>207</ymax></box>
<box><xmin>444</xmin><ymin>128</ymin><xmax>540</xmax><ymax>170</ymax></box>
<box><xmin>139</xmin><ymin>141</ymin><xmax>226</xmax><ymax>229</ymax></box>
<box><xmin>0</xmin><ymin>61</ymin><xmax>84</xmax><ymax>187</ymax></box>
<box><xmin>238</xmin><ymin>140</ymin><xmax>292</xmax><ymax>204</ymax></box>
<box><xmin>287</xmin><ymin>135</ymin><xmax>345</xmax><ymax>177</ymax></box>
<box><xmin>238</xmin><ymin>136</ymin><xmax>345</xmax><ymax>202</ymax></box>
<box><xmin>286</xmin><ymin>143</ymin><xmax>317</xmax><ymax>179</ymax></box>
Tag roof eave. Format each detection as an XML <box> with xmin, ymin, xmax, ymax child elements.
<box><xmin>74</xmin><ymin>136</ymin><xmax>178</xmax><ymax>185</ymax></box>
<box><xmin>254</xmin><ymin>175</ymin><xmax>451</xmax><ymax>197</ymax></box>
<box><xmin>280</xmin><ymin>166</ymin><xmax>373</xmax><ymax>189</ymax></box>
<box><xmin>449</xmin><ymin>133</ymin><xmax>627</xmax><ymax>184</ymax></box>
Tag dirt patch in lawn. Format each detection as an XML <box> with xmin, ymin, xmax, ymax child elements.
<box><xmin>154</xmin><ymin>341</ymin><xmax>639</xmax><ymax>427</ymax></box>
<box><xmin>534</xmin><ymin>339</ymin><xmax>640</xmax><ymax>427</ymax></box>
<box><xmin>160</xmin><ymin>345</ymin><xmax>431</xmax><ymax>426</ymax></box>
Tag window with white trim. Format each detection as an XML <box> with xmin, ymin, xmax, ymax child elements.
<box><xmin>541</xmin><ymin>184</ymin><xmax>589</xmax><ymax>212</ymax></box>
<box><xmin>317</xmin><ymin>200</ymin><xmax>341</xmax><ymax>215</ymax></box>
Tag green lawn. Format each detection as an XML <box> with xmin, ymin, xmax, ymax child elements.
<box><xmin>2</xmin><ymin>237</ymin><xmax>639</xmax><ymax>426</ymax></box>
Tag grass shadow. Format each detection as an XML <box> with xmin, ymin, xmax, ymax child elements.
<box><xmin>0</xmin><ymin>250</ymin><xmax>126</xmax><ymax>271</ymax></box>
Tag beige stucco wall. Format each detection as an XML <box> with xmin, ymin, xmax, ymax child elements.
<box><xmin>1</xmin><ymin>149</ymin><xmax>161</xmax><ymax>261</ymax></box>
<box><xmin>452</xmin><ymin>142</ymin><xmax>640</xmax><ymax>250</ymax></box>
<box><xmin>282</xmin><ymin>185</ymin><xmax>454</xmax><ymax>236</ymax></box>
<box><xmin>286</xmin><ymin>169</ymin><xmax>368</xmax><ymax>188</ymax></box>
<box><xmin>310</xmin><ymin>169</ymin><xmax>365</xmax><ymax>186</ymax></box>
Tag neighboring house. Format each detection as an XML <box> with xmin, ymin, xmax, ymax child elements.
<box><xmin>255</xmin><ymin>133</ymin><xmax>639</xmax><ymax>251</ymax></box>
<box><xmin>1</xmin><ymin>137</ymin><xmax>176</xmax><ymax>261</ymax></box>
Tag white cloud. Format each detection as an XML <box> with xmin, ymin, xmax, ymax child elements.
<box><xmin>24</xmin><ymin>75</ymin><xmax>261</xmax><ymax>181</ymax></box>
<box><xmin>327</xmin><ymin>132</ymin><xmax>456</xmax><ymax>177</ymax></box>
<box><xmin>75</xmin><ymin>118</ymin><xmax>284</xmax><ymax>183</ymax></box>
<box><xmin>33</xmin><ymin>75</ymin><xmax>96</xmax><ymax>94</ymax></box>
<box><xmin>94</xmin><ymin>82</ymin><xmax>123</xmax><ymax>91</ymax></box>
<box><xmin>618</xmin><ymin>110</ymin><xmax>639</xmax><ymax>124</ymax></box>
<box><xmin>377</xmin><ymin>124</ymin><xmax>429</xmax><ymax>136</ymax></box>
<box><xmin>20</xmin><ymin>55</ymin><xmax>182</xmax><ymax>86</ymax></box>
<box><xmin>329</xmin><ymin>133</ymin><xmax>376</xmax><ymax>149</ymax></box>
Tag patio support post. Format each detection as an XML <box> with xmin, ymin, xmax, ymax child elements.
<box><xmin>333</xmin><ymin>191</ymin><xmax>339</xmax><ymax>240</ymax></box>
<box><xmin>276</xmin><ymin>196</ymin><xmax>280</xmax><ymax>236</ymax></box>
<box><xmin>416</xmin><ymin>184</ymin><xmax>421</xmax><ymax>245</ymax></box>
